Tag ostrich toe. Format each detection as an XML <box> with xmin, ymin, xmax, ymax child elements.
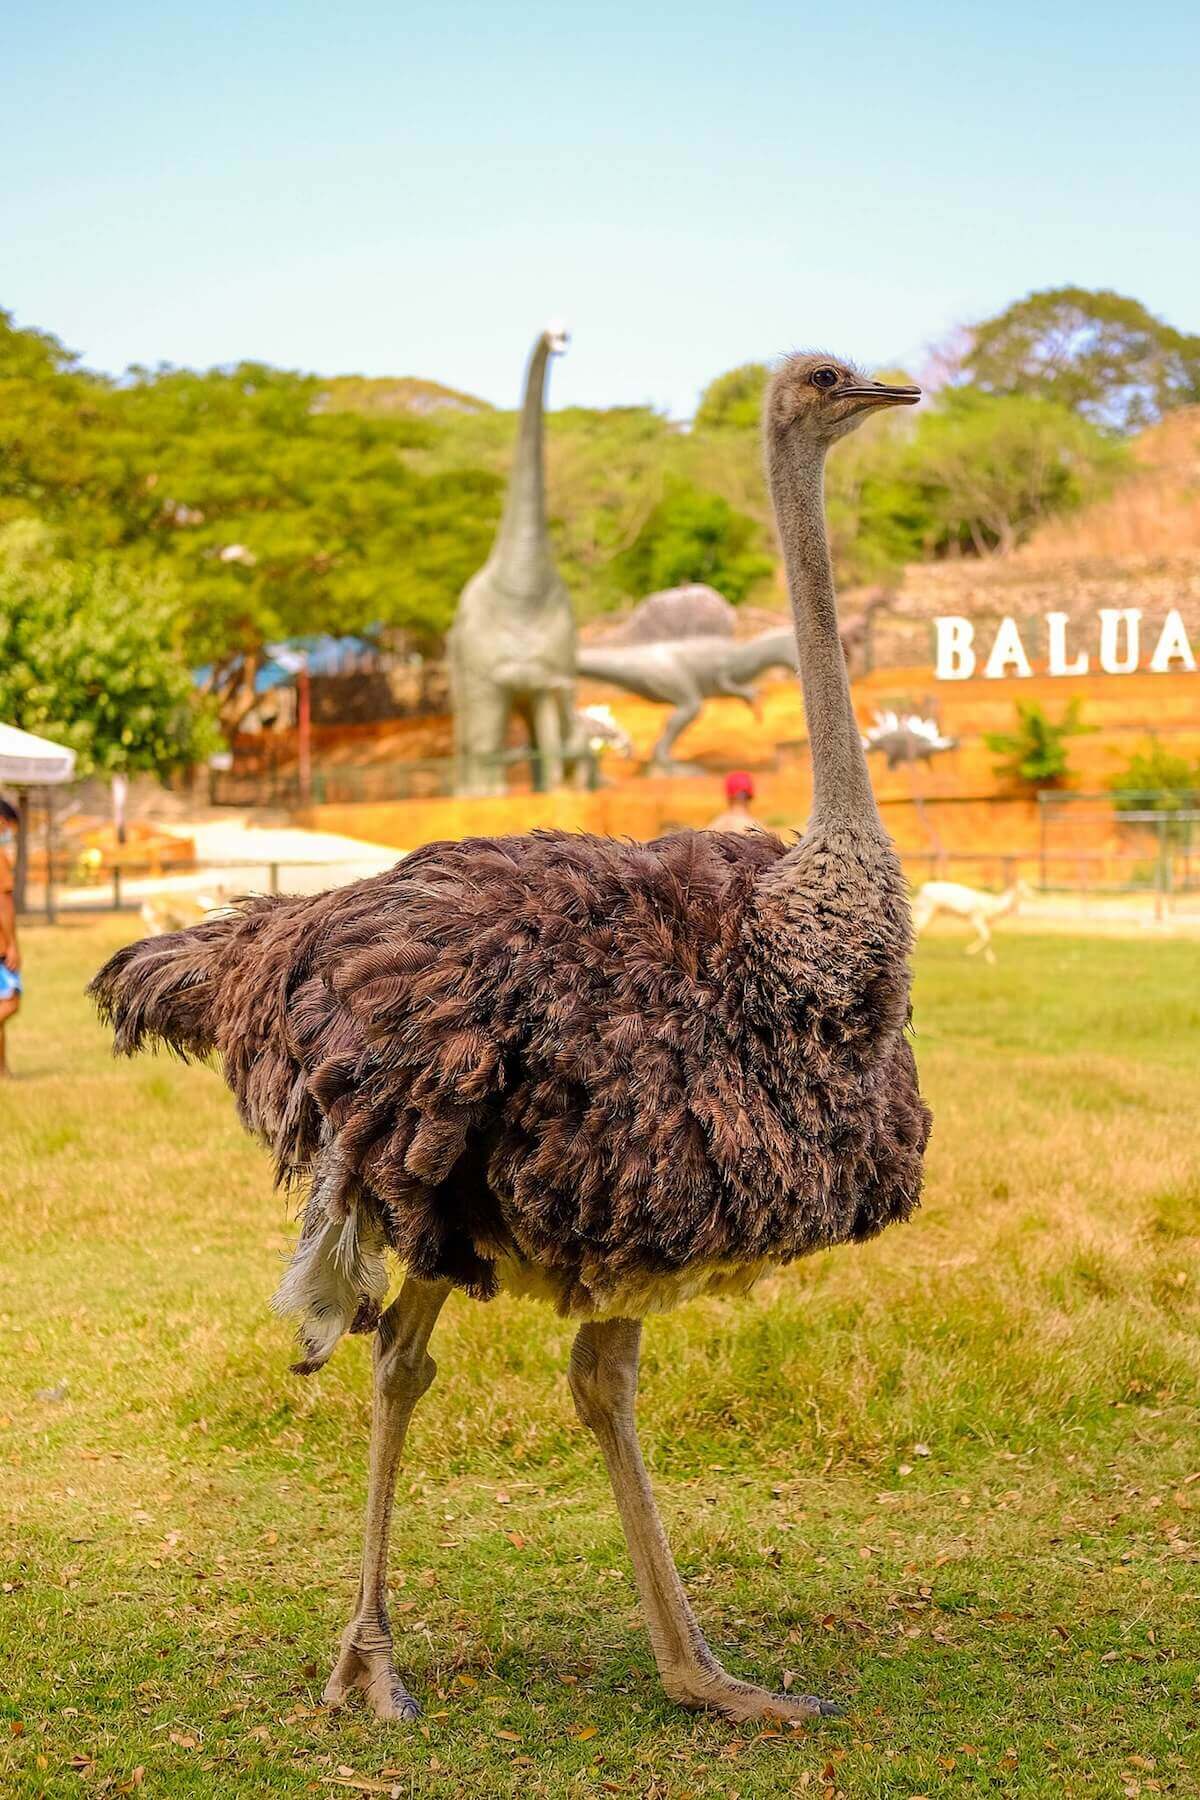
<box><xmin>321</xmin><ymin>1632</ymin><xmax>422</xmax><ymax>1723</ymax></box>
<box><xmin>669</xmin><ymin>1670</ymin><xmax>843</xmax><ymax>1724</ymax></box>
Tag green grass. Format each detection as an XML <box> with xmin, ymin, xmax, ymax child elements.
<box><xmin>3</xmin><ymin>917</ymin><xmax>1199</xmax><ymax>1798</ymax></box>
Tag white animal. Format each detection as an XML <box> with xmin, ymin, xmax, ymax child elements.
<box><xmin>911</xmin><ymin>878</ymin><xmax>1033</xmax><ymax>964</ymax></box>
<box><xmin>140</xmin><ymin>890</ymin><xmax>228</xmax><ymax>937</ymax></box>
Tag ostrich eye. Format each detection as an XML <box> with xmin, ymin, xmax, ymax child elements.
<box><xmin>811</xmin><ymin>366</ymin><xmax>840</xmax><ymax>390</ymax></box>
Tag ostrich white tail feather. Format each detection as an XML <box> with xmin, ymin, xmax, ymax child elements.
<box><xmin>272</xmin><ymin>1162</ymin><xmax>389</xmax><ymax>1372</ymax></box>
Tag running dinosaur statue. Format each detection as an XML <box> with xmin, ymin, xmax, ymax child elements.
<box><xmin>449</xmin><ymin>324</ymin><xmax>578</xmax><ymax>795</ymax></box>
<box><xmin>576</xmin><ymin>585</ymin><xmax>797</xmax><ymax>772</ymax></box>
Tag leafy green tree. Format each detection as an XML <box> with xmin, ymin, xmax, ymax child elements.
<box><xmin>612</xmin><ymin>480</ymin><xmax>773</xmax><ymax>604</ymax></box>
<box><xmin>0</xmin><ymin>523</ymin><xmax>219</xmax><ymax>776</ymax></box>
<box><xmin>0</xmin><ymin>322</ymin><xmax>506</xmax><ymax>730</ymax></box>
<box><xmin>693</xmin><ymin>363</ymin><xmax>769</xmax><ymax>432</ymax></box>
<box><xmin>985</xmin><ymin>700</ymin><xmax>1091</xmax><ymax>791</ymax></box>
<box><xmin>963</xmin><ymin>287</ymin><xmax>1200</xmax><ymax>431</ymax></box>
<box><xmin>909</xmin><ymin>388</ymin><xmax>1125</xmax><ymax>557</ymax></box>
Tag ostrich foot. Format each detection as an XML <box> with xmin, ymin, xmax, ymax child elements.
<box><xmin>667</xmin><ymin>1665</ymin><xmax>843</xmax><ymax>1724</ymax></box>
<box><xmin>321</xmin><ymin>1626</ymin><xmax>421</xmax><ymax>1722</ymax></box>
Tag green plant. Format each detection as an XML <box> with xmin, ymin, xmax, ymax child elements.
<box><xmin>985</xmin><ymin>699</ymin><xmax>1091</xmax><ymax>790</ymax></box>
<box><xmin>1109</xmin><ymin>739</ymin><xmax>1200</xmax><ymax>811</ymax></box>
<box><xmin>1110</xmin><ymin>739</ymin><xmax>1200</xmax><ymax>852</ymax></box>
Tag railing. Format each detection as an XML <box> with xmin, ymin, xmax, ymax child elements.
<box><xmin>21</xmin><ymin>855</ymin><xmax>400</xmax><ymax>919</ymax></box>
<box><xmin>22</xmin><ymin>844</ymin><xmax>1199</xmax><ymax>923</ymax></box>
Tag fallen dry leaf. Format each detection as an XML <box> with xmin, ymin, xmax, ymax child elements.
<box><xmin>324</xmin><ymin>1780</ymin><xmax>399</xmax><ymax>1795</ymax></box>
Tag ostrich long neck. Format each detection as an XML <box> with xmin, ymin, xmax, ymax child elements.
<box><xmin>492</xmin><ymin>336</ymin><xmax>554</xmax><ymax>596</ymax></box>
<box><xmin>769</xmin><ymin>434</ymin><xmax>880</xmax><ymax>833</ymax></box>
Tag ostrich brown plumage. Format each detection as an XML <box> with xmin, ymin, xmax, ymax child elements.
<box><xmin>90</xmin><ymin>353</ymin><xmax>929</xmax><ymax>1726</ymax></box>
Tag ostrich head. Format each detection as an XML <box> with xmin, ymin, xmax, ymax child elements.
<box><xmin>767</xmin><ymin>354</ymin><xmax>920</xmax><ymax>446</ymax></box>
<box><xmin>543</xmin><ymin>320</ymin><xmax>570</xmax><ymax>355</ymax></box>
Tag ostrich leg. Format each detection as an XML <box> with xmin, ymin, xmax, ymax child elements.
<box><xmin>568</xmin><ymin>1319</ymin><xmax>840</xmax><ymax>1723</ymax></box>
<box><xmin>323</xmin><ymin>1276</ymin><xmax>451</xmax><ymax>1720</ymax></box>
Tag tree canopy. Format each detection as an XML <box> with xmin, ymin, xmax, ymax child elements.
<box><xmin>0</xmin><ymin>287</ymin><xmax>1177</xmax><ymax>753</ymax></box>
<box><xmin>960</xmin><ymin>287</ymin><xmax>1200</xmax><ymax>432</ymax></box>
<box><xmin>0</xmin><ymin>521</ymin><xmax>218</xmax><ymax>776</ymax></box>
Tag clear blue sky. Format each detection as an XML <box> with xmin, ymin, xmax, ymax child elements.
<box><xmin>4</xmin><ymin>1</ymin><xmax>1197</xmax><ymax>416</ymax></box>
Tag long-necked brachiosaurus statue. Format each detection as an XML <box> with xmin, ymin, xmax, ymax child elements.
<box><xmin>449</xmin><ymin>324</ymin><xmax>578</xmax><ymax>795</ymax></box>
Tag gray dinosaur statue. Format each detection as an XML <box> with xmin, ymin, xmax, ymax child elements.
<box><xmin>577</xmin><ymin>624</ymin><xmax>797</xmax><ymax>773</ymax></box>
<box><xmin>861</xmin><ymin>709</ymin><xmax>957</xmax><ymax>769</ymax></box>
<box><xmin>449</xmin><ymin>324</ymin><xmax>578</xmax><ymax>795</ymax></box>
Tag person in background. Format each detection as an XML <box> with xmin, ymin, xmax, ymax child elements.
<box><xmin>0</xmin><ymin>799</ymin><xmax>21</xmax><ymax>1077</ymax></box>
<box><xmin>706</xmin><ymin>770</ymin><xmax>763</xmax><ymax>834</ymax></box>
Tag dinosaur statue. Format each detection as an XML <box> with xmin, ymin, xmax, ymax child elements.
<box><xmin>576</xmin><ymin>626</ymin><xmax>798</xmax><ymax>773</ymax></box>
<box><xmin>449</xmin><ymin>325</ymin><xmax>578</xmax><ymax>795</ymax></box>
<box><xmin>861</xmin><ymin>710</ymin><xmax>957</xmax><ymax>770</ymax></box>
<box><xmin>603</xmin><ymin>582</ymin><xmax>737</xmax><ymax>645</ymax></box>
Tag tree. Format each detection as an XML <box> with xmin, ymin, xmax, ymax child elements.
<box><xmin>962</xmin><ymin>287</ymin><xmax>1200</xmax><ymax>432</ymax></box>
<box><xmin>693</xmin><ymin>364</ymin><xmax>769</xmax><ymax>432</ymax></box>
<box><xmin>0</xmin><ymin>522</ymin><xmax>218</xmax><ymax>777</ymax></box>
<box><xmin>0</xmin><ymin>327</ymin><xmax>506</xmax><ymax>731</ymax></box>
<box><xmin>611</xmin><ymin>479</ymin><xmax>773</xmax><ymax>604</ymax></box>
<box><xmin>910</xmin><ymin>389</ymin><xmax>1125</xmax><ymax>557</ymax></box>
<box><xmin>984</xmin><ymin>700</ymin><xmax>1091</xmax><ymax>791</ymax></box>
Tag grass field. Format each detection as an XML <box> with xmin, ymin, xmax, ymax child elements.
<box><xmin>2</xmin><ymin>916</ymin><xmax>1198</xmax><ymax>1798</ymax></box>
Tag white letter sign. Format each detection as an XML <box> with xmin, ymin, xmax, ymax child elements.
<box><xmin>1046</xmin><ymin>612</ymin><xmax>1089</xmax><ymax>676</ymax></box>
<box><xmin>1098</xmin><ymin>608</ymin><xmax>1141</xmax><ymax>675</ymax></box>
<box><xmin>1149</xmin><ymin>609</ymin><xmax>1196</xmax><ymax>673</ymax></box>
<box><xmin>984</xmin><ymin>616</ymin><xmax>1032</xmax><ymax>680</ymax></box>
<box><xmin>935</xmin><ymin>616</ymin><xmax>975</xmax><ymax>680</ymax></box>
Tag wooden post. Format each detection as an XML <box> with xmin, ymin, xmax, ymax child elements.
<box><xmin>45</xmin><ymin>790</ymin><xmax>57</xmax><ymax>924</ymax></box>
<box><xmin>297</xmin><ymin>663</ymin><xmax>312</xmax><ymax>805</ymax></box>
<box><xmin>13</xmin><ymin>790</ymin><xmax>30</xmax><ymax>914</ymax></box>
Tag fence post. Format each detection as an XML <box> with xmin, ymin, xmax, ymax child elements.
<box><xmin>113</xmin><ymin>866</ymin><xmax>122</xmax><ymax>912</ymax></box>
<box><xmin>1155</xmin><ymin>816</ymin><xmax>1166</xmax><ymax>922</ymax></box>
<box><xmin>268</xmin><ymin>863</ymin><xmax>280</xmax><ymax>896</ymax></box>
<box><xmin>45</xmin><ymin>793</ymin><xmax>57</xmax><ymax>924</ymax></box>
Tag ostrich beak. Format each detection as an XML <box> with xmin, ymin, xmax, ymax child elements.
<box><xmin>840</xmin><ymin>380</ymin><xmax>922</xmax><ymax>408</ymax></box>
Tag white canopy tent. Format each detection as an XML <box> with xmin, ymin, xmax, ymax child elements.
<box><xmin>0</xmin><ymin>722</ymin><xmax>77</xmax><ymax>786</ymax></box>
<box><xmin>0</xmin><ymin>724</ymin><xmax>77</xmax><ymax>915</ymax></box>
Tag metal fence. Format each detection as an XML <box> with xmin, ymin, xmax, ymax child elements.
<box><xmin>19</xmin><ymin>790</ymin><xmax>1200</xmax><ymax>922</ymax></box>
<box><xmin>1036</xmin><ymin>792</ymin><xmax>1200</xmax><ymax>902</ymax></box>
<box><xmin>23</xmin><ymin>856</ymin><xmax>399</xmax><ymax>920</ymax></box>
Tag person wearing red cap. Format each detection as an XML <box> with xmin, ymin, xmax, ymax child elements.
<box><xmin>706</xmin><ymin>770</ymin><xmax>762</xmax><ymax>834</ymax></box>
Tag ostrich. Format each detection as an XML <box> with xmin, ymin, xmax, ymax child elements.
<box><xmin>91</xmin><ymin>353</ymin><xmax>930</xmax><ymax>1727</ymax></box>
